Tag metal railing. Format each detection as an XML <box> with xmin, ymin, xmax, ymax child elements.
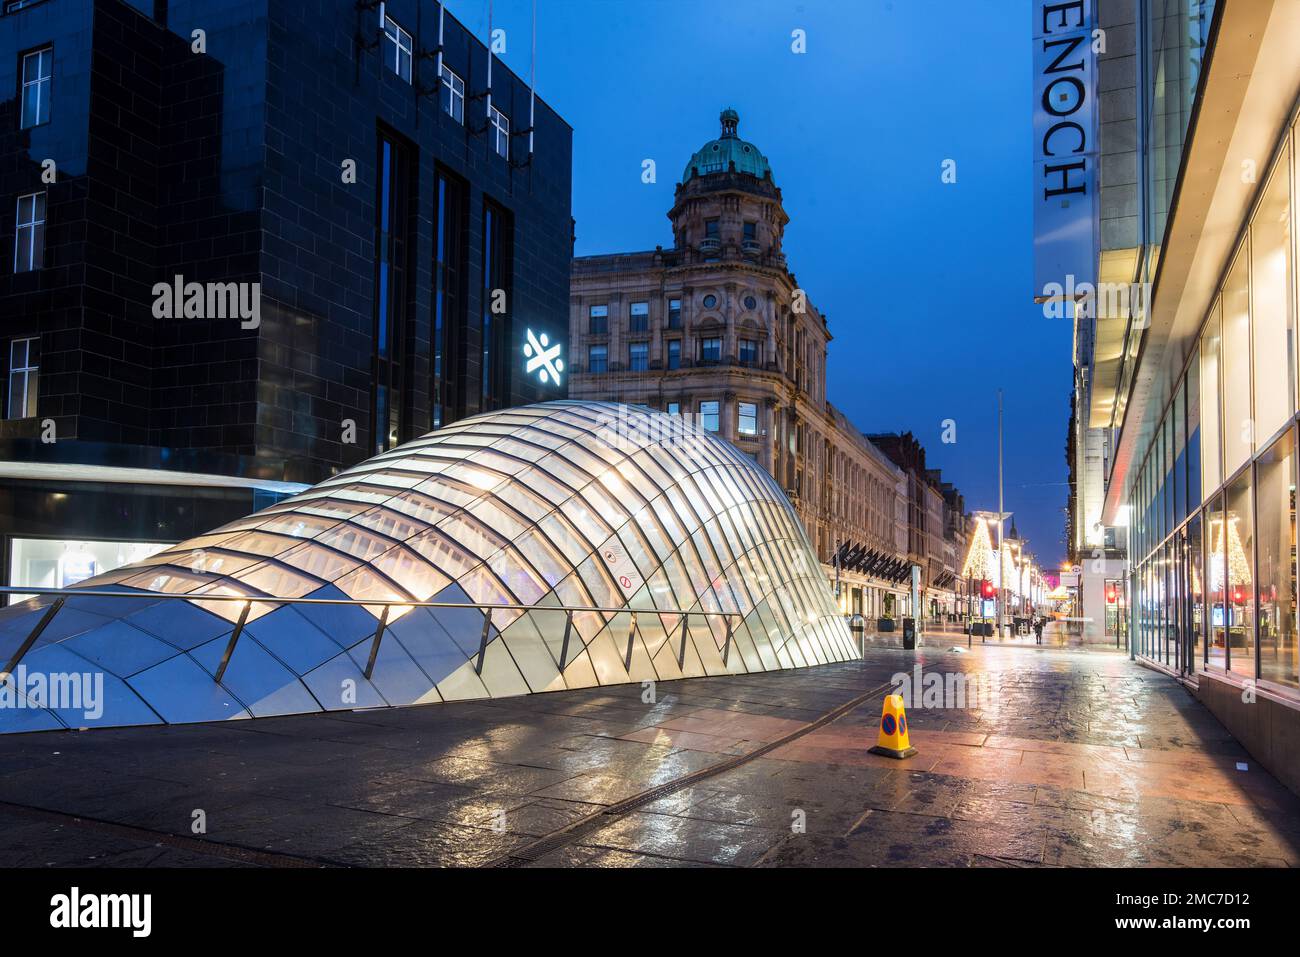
<box><xmin>0</xmin><ymin>586</ymin><xmax>741</xmax><ymax>686</ymax></box>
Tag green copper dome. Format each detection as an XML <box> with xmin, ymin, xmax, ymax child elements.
<box><xmin>682</xmin><ymin>108</ymin><xmax>773</xmax><ymax>184</ymax></box>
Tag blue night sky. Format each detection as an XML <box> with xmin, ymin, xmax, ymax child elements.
<box><xmin>449</xmin><ymin>0</ymin><xmax>1073</xmax><ymax>567</ymax></box>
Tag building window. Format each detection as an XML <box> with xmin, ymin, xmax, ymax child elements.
<box><xmin>629</xmin><ymin>300</ymin><xmax>648</xmax><ymax>332</ymax></box>
<box><xmin>1226</xmin><ymin>469</ymin><xmax>1255</xmax><ymax>678</ymax></box>
<box><xmin>432</xmin><ymin>169</ymin><xmax>467</xmax><ymax>429</ymax></box>
<box><xmin>20</xmin><ymin>47</ymin><xmax>51</xmax><ymax>129</ymax></box>
<box><xmin>1221</xmin><ymin>249</ymin><xmax>1252</xmax><ymax>476</ymax></box>
<box><xmin>587</xmin><ymin>344</ymin><xmax>607</xmax><ymax>374</ymax></box>
<box><xmin>440</xmin><ymin>65</ymin><xmax>465</xmax><ymax>124</ymax></box>
<box><xmin>628</xmin><ymin>341</ymin><xmax>648</xmax><ymax>372</ymax></box>
<box><xmin>490</xmin><ymin>106</ymin><xmax>509</xmax><ymax>159</ymax></box>
<box><xmin>1200</xmin><ymin>306</ymin><xmax>1222</xmax><ymax>496</ymax></box>
<box><xmin>702</xmin><ymin>293</ymin><xmax>717</xmax><ymax>309</ymax></box>
<box><xmin>666</xmin><ymin>402</ymin><xmax>680</xmax><ymax>416</ymax></box>
<box><xmin>666</xmin><ymin>339</ymin><xmax>681</xmax><ymax>370</ymax></box>
<box><xmin>382</xmin><ymin>14</ymin><xmax>412</xmax><ymax>83</ymax></box>
<box><xmin>1257</xmin><ymin>428</ymin><xmax>1297</xmax><ymax>688</ymax></box>
<box><xmin>699</xmin><ymin>400</ymin><xmax>719</xmax><ymax>433</ymax></box>
<box><xmin>739</xmin><ymin>338</ymin><xmax>758</xmax><ymax>365</ymax></box>
<box><xmin>14</xmin><ymin>191</ymin><xmax>45</xmax><ymax>272</ymax></box>
<box><xmin>705</xmin><ymin>219</ymin><xmax>719</xmax><ymax>239</ymax></box>
<box><xmin>738</xmin><ymin>401</ymin><xmax>758</xmax><ymax>437</ymax></box>
<box><xmin>374</xmin><ymin>134</ymin><xmax>415</xmax><ymax>451</ymax></box>
<box><xmin>6</xmin><ymin>337</ymin><xmax>38</xmax><ymax>419</ymax></box>
<box><xmin>1248</xmin><ymin>147</ymin><xmax>1294</xmax><ymax>448</ymax></box>
<box><xmin>481</xmin><ymin>201</ymin><xmax>513</xmax><ymax>411</ymax></box>
<box><xmin>667</xmin><ymin>298</ymin><xmax>681</xmax><ymax>330</ymax></box>
<box><xmin>743</xmin><ymin>221</ymin><xmax>756</xmax><ymax>242</ymax></box>
<box><xmin>1206</xmin><ymin>491</ymin><xmax>1227</xmax><ymax>669</ymax></box>
<box><xmin>589</xmin><ymin>305</ymin><xmax>608</xmax><ymax>335</ymax></box>
<box><xmin>699</xmin><ymin>337</ymin><xmax>721</xmax><ymax>363</ymax></box>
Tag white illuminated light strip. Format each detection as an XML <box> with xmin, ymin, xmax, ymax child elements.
<box><xmin>523</xmin><ymin>328</ymin><xmax>563</xmax><ymax>385</ymax></box>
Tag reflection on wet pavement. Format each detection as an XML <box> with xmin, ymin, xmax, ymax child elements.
<box><xmin>0</xmin><ymin>643</ymin><xmax>1296</xmax><ymax>867</ymax></box>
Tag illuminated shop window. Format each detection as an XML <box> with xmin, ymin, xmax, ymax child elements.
<box><xmin>7</xmin><ymin>538</ymin><xmax>170</xmax><ymax>605</ymax></box>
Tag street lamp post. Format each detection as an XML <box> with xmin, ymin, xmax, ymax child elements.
<box><xmin>996</xmin><ymin>389</ymin><xmax>1006</xmax><ymax>639</ymax></box>
<box><xmin>967</xmin><ymin>573</ymin><xmax>973</xmax><ymax>649</ymax></box>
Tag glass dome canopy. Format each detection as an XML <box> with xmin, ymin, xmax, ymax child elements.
<box><xmin>0</xmin><ymin>401</ymin><xmax>856</xmax><ymax>732</ymax></box>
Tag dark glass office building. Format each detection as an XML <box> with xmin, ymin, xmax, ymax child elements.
<box><xmin>0</xmin><ymin>0</ymin><xmax>572</xmax><ymax>600</ymax></box>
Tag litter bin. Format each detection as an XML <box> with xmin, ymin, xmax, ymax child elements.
<box><xmin>902</xmin><ymin>616</ymin><xmax>916</xmax><ymax>650</ymax></box>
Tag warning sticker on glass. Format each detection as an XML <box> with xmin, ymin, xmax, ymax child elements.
<box><xmin>598</xmin><ymin>536</ymin><xmax>642</xmax><ymax>597</ymax></box>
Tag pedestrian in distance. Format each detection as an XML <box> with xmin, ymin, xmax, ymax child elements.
<box><xmin>1033</xmin><ymin>616</ymin><xmax>1045</xmax><ymax>645</ymax></box>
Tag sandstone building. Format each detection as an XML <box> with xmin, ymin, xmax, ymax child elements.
<box><xmin>568</xmin><ymin>109</ymin><xmax>929</xmax><ymax>620</ymax></box>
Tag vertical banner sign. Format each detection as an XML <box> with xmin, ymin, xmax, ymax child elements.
<box><xmin>1032</xmin><ymin>0</ymin><xmax>1099</xmax><ymax>301</ymax></box>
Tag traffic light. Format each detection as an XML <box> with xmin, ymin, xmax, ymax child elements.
<box><xmin>1105</xmin><ymin>585</ymin><xmax>1117</xmax><ymax>604</ymax></box>
<box><xmin>980</xmin><ymin>579</ymin><xmax>995</xmax><ymax>599</ymax></box>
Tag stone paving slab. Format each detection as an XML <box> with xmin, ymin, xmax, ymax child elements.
<box><xmin>0</xmin><ymin>642</ymin><xmax>1297</xmax><ymax>867</ymax></box>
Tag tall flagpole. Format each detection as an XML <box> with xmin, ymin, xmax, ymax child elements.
<box><xmin>436</xmin><ymin>2</ymin><xmax>445</xmax><ymax>84</ymax></box>
<box><xmin>529</xmin><ymin>0</ymin><xmax>536</xmax><ymax>155</ymax></box>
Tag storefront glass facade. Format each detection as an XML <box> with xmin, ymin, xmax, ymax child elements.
<box><xmin>1111</xmin><ymin>0</ymin><xmax>1217</xmax><ymax>438</ymax></box>
<box><xmin>7</xmin><ymin>538</ymin><xmax>170</xmax><ymax>605</ymax></box>
<box><xmin>1128</xmin><ymin>109</ymin><xmax>1300</xmax><ymax>692</ymax></box>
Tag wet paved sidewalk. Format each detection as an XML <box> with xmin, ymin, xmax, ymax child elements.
<box><xmin>0</xmin><ymin>643</ymin><xmax>1297</xmax><ymax>867</ymax></box>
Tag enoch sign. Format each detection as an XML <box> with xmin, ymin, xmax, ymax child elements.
<box><xmin>1032</xmin><ymin>0</ymin><xmax>1100</xmax><ymax>301</ymax></box>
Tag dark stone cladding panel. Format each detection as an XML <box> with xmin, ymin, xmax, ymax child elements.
<box><xmin>0</xmin><ymin>0</ymin><xmax>264</xmax><ymax>451</ymax></box>
<box><xmin>0</xmin><ymin>0</ymin><xmax>572</xmax><ymax>488</ymax></box>
<box><xmin>258</xmin><ymin>0</ymin><xmax>573</xmax><ymax>477</ymax></box>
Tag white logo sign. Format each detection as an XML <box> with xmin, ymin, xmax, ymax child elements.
<box><xmin>523</xmin><ymin>328</ymin><xmax>563</xmax><ymax>386</ymax></box>
<box><xmin>50</xmin><ymin>887</ymin><xmax>152</xmax><ymax>937</ymax></box>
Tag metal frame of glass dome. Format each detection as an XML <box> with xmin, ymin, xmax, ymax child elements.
<box><xmin>0</xmin><ymin>587</ymin><xmax>754</xmax><ymax>686</ymax></box>
<box><xmin>0</xmin><ymin>402</ymin><xmax>855</xmax><ymax>730</ymax></box>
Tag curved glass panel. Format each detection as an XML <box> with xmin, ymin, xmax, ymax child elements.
<box><xmin>0</xmin><ymin>402</ymin><xmax>855</xmax><ymax>732</ymax></box>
